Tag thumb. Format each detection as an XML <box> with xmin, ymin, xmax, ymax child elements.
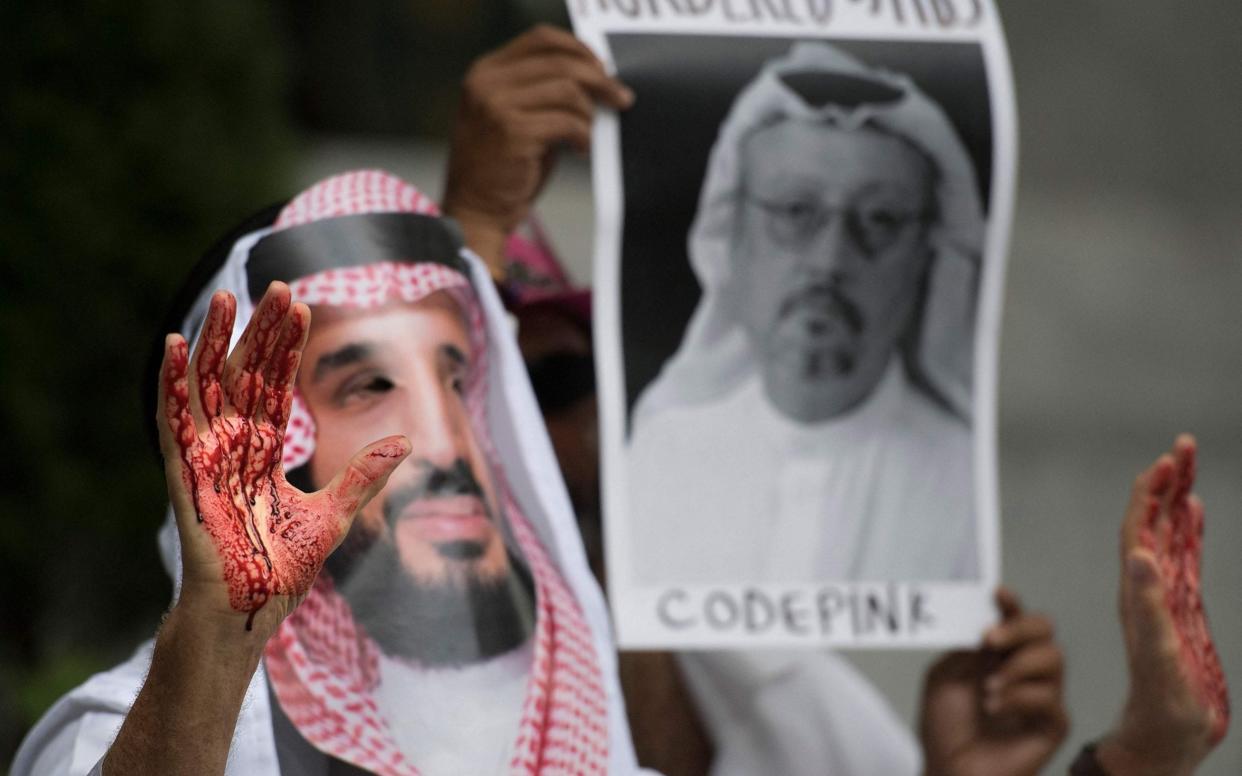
<box><xmin>1123</xmin><ymin>548</ymin><xmax>1176</xmax><ymax>672</ymax></box>
<box><xmin>322</xmin><ymin>435</ymin><xmax>412</xmax><ymax>530</ymax></box>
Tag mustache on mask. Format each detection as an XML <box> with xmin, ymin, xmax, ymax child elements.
<box><xmin>776</xmin><ymin>283</ymin><xmax>865</xmax><ymax>336</ymax></box>
<box><xmin>382</xmin><ymin>458</ymin><xmax>489</xmax><ymax>527</ymax></box>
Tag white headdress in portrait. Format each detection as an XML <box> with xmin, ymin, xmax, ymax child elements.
<box><xmin>633</xmin><ymin>41</ymin><xmax>985</xmax><ymax>427</ymax></box>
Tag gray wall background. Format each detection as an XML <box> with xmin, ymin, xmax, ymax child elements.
<box><xmin>299</xmin><ymin>3</ymin><xmax>1242</xmax><ymax>771</ymax></box>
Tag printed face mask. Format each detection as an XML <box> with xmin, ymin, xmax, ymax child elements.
<box><xmin>181</xmin><ymin>171</ymin><xmax>613</xmax><ymax>776</ymax></box>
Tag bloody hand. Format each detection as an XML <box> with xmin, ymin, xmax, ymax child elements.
<box><xmin>157</xmin><ymin>283</ymin><xmax>409</xmax><ymax>632</ymax></box>
<box><xmin>1097</xmin><ymin>435</ymin><xmax>1230</xmax><ymax>775</ymax></box>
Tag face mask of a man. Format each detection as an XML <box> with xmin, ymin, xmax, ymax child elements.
<box><xmin>293</xmin><ymin>291</ymin><xmax>536</xmax><ymax>667</ymax></box>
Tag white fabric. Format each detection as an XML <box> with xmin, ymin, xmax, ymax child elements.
<box><xmin>10</xmin><ymin>639</ymin><xmax>281</xmax><ymax>776</ymax></box>
<box><xmin>374</xmin><ymin>644</ymin><xmax>532</xmax><ymax>775</ymax></box>
<box><xmin>633</xmin><ymin>41</ymin><xmax>984</xmax><ymax>427</ymax></box>
<box><xmin>678</xmin><ymin>651</ymin><xmax>920</xmax><ymax>776</ymax></box>
<box><xmin>630</xmin><ymin>360</ymin><xmax>977</xmax><ymax>583</ymax></box>
<box><xmin>12</xmin><ymin>648</ymin><xmax>919</xmax><ymax>776</ymax></box>
<box><xmin>10</xmin><ymin>640</ymin><xmax>639</xmax><ymax>776</ymax></box>
<box><xmin>469</xmin><ymin>250</ymin><xmax>636</xmax><ymax>773</ymax></box>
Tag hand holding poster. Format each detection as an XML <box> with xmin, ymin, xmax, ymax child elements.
<box><xmin>570</xmin><ymin>1</ymin><xmax>1016</xmax><ymax>647</ymax></box>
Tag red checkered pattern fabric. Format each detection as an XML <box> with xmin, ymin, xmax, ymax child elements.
<box><xmin>259</xmin><ymin>170</ymin><xmax>609</xmax><ymax>775</ymax></box>
<box><xmin>277</xmin><ymin>168</ymin><xmax>441</xmax><ymax>226</ymax></box>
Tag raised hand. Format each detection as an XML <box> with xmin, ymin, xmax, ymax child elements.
<box><xmin>442</xmin><ymin>24</ymin><xmax>632</xmax><ymax>273</ymax></box>
<box><xmin>157</xmin><ymin>283</ymin><xmax>409</xmax><ymax>634</ymax></box>
<box><xmin>1096</xmin><ymin>435</ymin><xmax>1229</xmax><ymax>775</ymax></box>
<box><xmin>919</xmin><ymin>588</ymin><xmax>1068</xmax><ymax>776</ymax></box>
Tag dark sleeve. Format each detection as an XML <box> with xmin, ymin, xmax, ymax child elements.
<box><xmin>1069</xmin><ymin>742</ymin><xmax>1110</xmax><ymax>776</ymax></box>
<box><xmin>268</xmin><ymin>685</ymin><xmax>377</xmax><ymax>776</ymax></box>
<box><xmin>268</xmin><ymin>685</ymin><xmax>329</xmax><ymax>776</ymax></box>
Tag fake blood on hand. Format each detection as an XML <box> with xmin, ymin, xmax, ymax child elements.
<box><xmin>1139</xmin><ymin>449</ymin><xmax>1231</xmax><ymax>742</ymax></box>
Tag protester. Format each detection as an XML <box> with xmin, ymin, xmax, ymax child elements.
<box><xmin>13</xmin><ymin>171</ymin><xmax>636</xmax><ymax>775</ymax></box>
<box><xmin>9</xmin><ymin>165</ymin><xmax>1064</xmax><ymax>776</ymax></box>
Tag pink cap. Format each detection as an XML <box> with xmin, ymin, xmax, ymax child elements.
<box><xmin>502</xmin><ymin>217</ymin><xmax>591</xmax><ymax>326</ymax></box>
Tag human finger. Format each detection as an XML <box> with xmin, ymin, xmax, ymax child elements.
<box><xmin>985</xmin><ymin>611</ymin><xmax>1054</xmax><ymax>653</ymax></box>
<box><xmin>1122</xmin><ymin>453</ymin><xmax>1173</xmax><ymax>558</ymax></box>
<box><xmin>984</xmin><ymin>681</ymin><xmax>1064</xmax><ymax>720</ymax></box>
<box><xmin>321</xmin><ymin>436</ymin><xmax>412</xmax><ymax>536</ymax></box>
<box><xmin>1156</xmin><ymin>436</ymin><xmax>1195</xmax><ymax>545</ymax></box>
<box><xmin>522</xmin><ymin>111</ymin><xmax>593</xmax><ymax>154</ymax></box>
<box><xmin>260</xmin><ymin>302</ymin><xmax>309</xmax><ymax>431</ymax></box>
<box><xmin>157</xmin><ymin>334</ymin><xmax>199</xmax><ymax>518</ymax></box>
<box><xmin>188</xmin><ymin>291</ymin><xmax>236</xmax><ymax>424</ymax></box>
<box><xmin>222</xmin><ymin>282</ymin><xmax>291</xmax><ymax>416</ymax></box>
<box><xmin>495</xmin><ymin>55</ymin><xmax>633</xmax><ymax>108</ymax></box>
<box><xmin>158</xmin><ymin>334</ymin><xmax>194</xmax><ymax>455</ymax></box>
<box><xmin>503</xmin><ymin>77</ymin><xmax>596</xmax><ymax>124</ymax></box>
<box><xmin>1122</xmin><ymin>548</ymin><xmax>1179</xmax><ymax>679</ymax></box>
<box><xmin>1183</xmin><ymin>494</ymin><xmax>1205</xmax><ymax>585</ymax></box>
<box><xmin>492</xmin><ymin>24</ymin><xmax>601</xmax><ymax>67</ymax></box>
<box><xmin>1171</xmin><ymin>434</ymin><xmax>1197</xmax><ymax>505</ymax></box>
<box><xmin>994</xmin><ymin>586</ymin><xmax>1022</xmax><ymax>621</ymax></box>
<box><xmin>987</xmin><ymin>641</ymin><xmax>1064</xmax><ymax>693</ymax></box>
<box><xmin>1164</xmin><ymin>436</ymin><xmax>1198</xmax><ymax>559</ymax></box>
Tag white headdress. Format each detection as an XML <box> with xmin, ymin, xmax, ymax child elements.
<box><xmin>633</xmin><ymin>42</ymin><xmax>984</xmax><ymax>427</ymax></box>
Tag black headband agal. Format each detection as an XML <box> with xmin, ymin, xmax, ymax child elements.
<box><xmin>246</xmin><ymin>212</ymin><xmax>468</xmax><ymax>302</ymax></box>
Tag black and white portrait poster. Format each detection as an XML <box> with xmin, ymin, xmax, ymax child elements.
<box><xmin>569</xmin><ymin>1</ymin><xmax>1015</xmax><ymax>648</ymax></box>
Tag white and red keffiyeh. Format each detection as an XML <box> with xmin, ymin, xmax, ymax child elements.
<box><xmin>267</xmin><ymin>171</ymin><xmax>611</xmax><ymax>775</ymax></box>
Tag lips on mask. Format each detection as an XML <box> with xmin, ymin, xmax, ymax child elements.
<box><xmin>383</xmin><ymin>460</ymin><xmax>496</xmax><ymax>559</ymax></box>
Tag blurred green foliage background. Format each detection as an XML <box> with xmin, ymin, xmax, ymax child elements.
<box><xmin>0</xmin><ymin>1</ymin><xmax>553</xmax><ymax>766</ymax></box>
<box><xmin>0</xmin><ymin>3</ymin><xmax>296</xmax><ymax>762</ymax></box>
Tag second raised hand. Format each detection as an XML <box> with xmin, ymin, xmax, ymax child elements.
<box><xmin>158</xmin><ymin>282</ymin><xmax>410</xmax><ymax>632</ymax></box>
<box><xmin>1099</xmin><ymin>435</ymin><xmax>1230</xmax><ymax>775</ymax></box>
<box><xmin>1132</xmin><ymin>437</ymin><xmax>1230</xmax><ymax>744</ymax></box>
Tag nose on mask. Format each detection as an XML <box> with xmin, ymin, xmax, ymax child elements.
<box><xmin>382</xmin><ymin>458</ymin><xmax>487</xmax><ymax>527</ymax></box>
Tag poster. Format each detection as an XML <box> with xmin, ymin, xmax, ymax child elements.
<box><xmin>570</xmin><ymin>0</ymin><xmax>1016</xmax><ymax>648</ymax></box>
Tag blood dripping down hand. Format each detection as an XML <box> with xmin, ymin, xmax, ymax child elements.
<box><xmin>1106</xmin><ymin>435</ymin><xmax>1230</xmax><ymax>774</ymax></box>
<box><xmin>157</xmin><ymin>283</ymin><xmax>410</xmax><ymax>635</ymax></box>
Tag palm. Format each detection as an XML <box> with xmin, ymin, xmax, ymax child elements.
<box><xmin>1150</xmin><ymin>454</ymin><xmax>1228</xmax><ymax>740</ymax></box>
<box><xmin>1122</xmin><ymin>437</ymin><xmax>1230</xmax><ymax>753</ymax></box>
<box><xmin>159</xmin><ymin>284</ymin><xmax>408</xmax><ymax>630</ymax></box>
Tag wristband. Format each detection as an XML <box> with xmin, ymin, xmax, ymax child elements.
<box><xmin>1069</xmin><ymin>742</ymin><xmax>1110</xmax><ymax>776</ymax></box>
